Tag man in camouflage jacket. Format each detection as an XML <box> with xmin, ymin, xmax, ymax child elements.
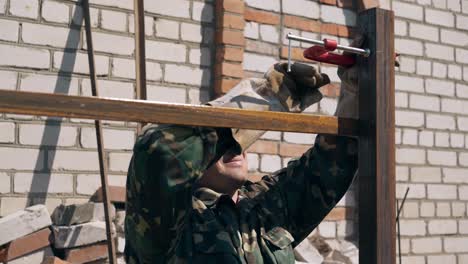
<box><xmin>124</xmin><ymin>60</ymin><xmax>359</xmax><ymax>263</ymax></box>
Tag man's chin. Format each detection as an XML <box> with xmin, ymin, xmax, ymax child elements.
<box><xmin>224</xmin><ymin>173</ymin><xmax>248</xmax><ymax>187</ymax></box>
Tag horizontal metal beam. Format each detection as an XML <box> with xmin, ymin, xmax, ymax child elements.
<box><xmin>0</xmin><ymin>90</ymin><xmax>358</xmax><ymax>136</ymax></box>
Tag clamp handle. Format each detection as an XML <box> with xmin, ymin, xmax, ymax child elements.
<box><xmin>303</xmin><ymin>38</ymin><xmax>356</xmax><ymax>67</ymax></box>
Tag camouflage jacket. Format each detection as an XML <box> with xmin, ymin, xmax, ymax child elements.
<box><xmin>124</xmin><ymin>124</ymin><xmax>358</xmax><ymax>264</ymax></box>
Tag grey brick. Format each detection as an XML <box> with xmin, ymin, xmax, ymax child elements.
<box><xmin>53</xmin><ymin>221</ymin><xmax>114</xmax><ymax>248</ymax></box>
<box><xmin>52</xmin><ymin>202</ymin><xmax>115</xmax><ymax>226</ymax></box>
<box><xmin>0</xmin><ymin>205</ymin><xmax>51</xmax><ymax>246</ymax></box>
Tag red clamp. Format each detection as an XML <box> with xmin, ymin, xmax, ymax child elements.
<box><xmin>303</xmin><ymin>39</ymin><xmax>356</xmax><ymax>67</ymax></box>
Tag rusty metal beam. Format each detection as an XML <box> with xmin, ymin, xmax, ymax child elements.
<box><xmin>0</xmin><ymin>90</ymin><xmax>358</xmax><ymax>136</ymax></box>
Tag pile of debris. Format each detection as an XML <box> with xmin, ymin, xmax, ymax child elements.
<box><xmin>1</xmin><ymin>185</ymin><xmax>356</xmax><ymax>264</ymax></box>
<box><xmin>0</xmin><ymin>187</ymin><xmax>126</xmax><ymax>264</ymax></box>
<box><xmin>294</xmin><ymin>234</ymin><xmax>359</xmax><ymax>264</ymax></box>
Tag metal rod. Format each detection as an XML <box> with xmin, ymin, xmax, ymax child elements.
<box><xmin>397</xmin><ymin>199</ymin><xmax>402</xmax><ymax>264</ymax></box>
<box><xmin>396</xmin><ymin>187</ymin><xmax>410</xmax><ymax>264</ymax></box>
<box><xmin>396</xmin><ymin>187</ymin><xmax>410</xmax><ymax>220</ymax></box>
<box><xmin>286</xmin><ymin>33</ymin><xmax>370</xmax><ymax>57</ymax></box>
<box><xmin>83</xmin><ymin>1</ymin><xmax>117</xmax><ymax>263</ymax></box>
<box><xmin>287</xmin><ymin>37</ymin><xmax>292</xmax><ymax>72</ymax></box>
<box><xmin>134</xmin><ymin>0</ymin><xmax>147</xmax><ymax>134</ymax></box>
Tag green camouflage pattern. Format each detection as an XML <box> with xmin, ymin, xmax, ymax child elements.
<box><xmin>124</xmin><ymin>124</ymin><xmax>358</xmax><ymax>263</ymax></box>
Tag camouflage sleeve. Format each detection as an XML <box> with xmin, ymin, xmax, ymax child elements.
<box><xmin>243</xmin><ymin>134</ymin><xmax>358</xmax><ymax>246</ymax></box>
<box><xmin>282</xmin><ymin>134</ymin><xmax>358</xmax><ymax>243</ymax></box>
<box><xmin>125</xmin><ymin>125</ymin><xmax>238</xmax><ymax>263</ymax></box>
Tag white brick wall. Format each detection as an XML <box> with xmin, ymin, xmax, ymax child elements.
<box><xmin>10</xmin><ymin>0</ymin><xmax>39</xmax><ymax>19</ymax></box>
<box><xmin>19</xmin><ymin>124</ymin><xmax>77</xmax><ymax>146</ymax></box>
<box><xmin>145</xmin><ymin>0</ymin><xmax>190</xmax><ymax>18</ymax></box>
<box><xmin>42</xmin><ymin>0</ymin><xmax>69</xmax><ymax>24</ymax></box>
<box><xmin>0</xmin><ymin>44</ymin><xmax>50</xmax><ymax>69</ymax></box>
<box><xmin>0</xmin><ymin>19</ymin><xmax>19</xmax><ymax>42</ymax></box>
<box><xmin>320</xmin><ymin>5</ymin><xmax>356</xmax><ymax>26</ymax></box>
<box><xmin>0</xmin><ymin>0</ymin><xmax>467</xmax><ymax>261</ymax></box>
<box><xmin>0</xmin><ymin>0</ymin><xmax>215</xmax><ymax>220</ymax></box>
<box><xmin>282</xmin><ymin>0</ymin><xmax>319</xmax><ymax>19</ymax></box>
<box><xmin>0</xmin><ymin>122</ymin><xmax>15</xmax><ymax>143</ymax></box>
<box><xmin>393</xmin><ymin>0</ymin><xmax>468</xmax><ymax>261</ymax></box>
<box><xmin>393</xmin><ymin>1</ymin><xmax>424</xmax><ymax>21</ymax></box>
<box><xmin>426</xmin><ymin>8</ymin><xmax>455</xmax><ymax>27</ymax></box>
<box><xmin>14</xmin><ymin>173</ymin><xmax>74</xmax><ymax>193</ymax></box>
<box><xmin>260</xmin><ymin>155</ymin><xmax>281</xmax><ymax>173</ymax></box>
<box><xmin>245</xmin><ymin>0</ymin><xmax>280</xmax><ymax>12</ymax></box>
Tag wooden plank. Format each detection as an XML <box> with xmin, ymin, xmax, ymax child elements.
<box><xmin>357</xmin><ymin>8</ymin><xmax>396</xmax><ymax>264</ymax></box>
<box><xmin>134</xmin><ymin>0</ymin><xmax>147</xmax><ymax>133</ymax></box>
<box><xmin>82</xmin><ymin>1</ymin><xmax>117</xmax><ymax>263</ymax></box>
<box><xmin>0</xmin><ymin>90</ymin><xmax>358</xmax><ymax>136</ymax></box>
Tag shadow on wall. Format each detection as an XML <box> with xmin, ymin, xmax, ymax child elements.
<box><xmin>28</xmin><ymin>1</ymin><xmax>217</xmax><ymax>205</ymax></box>
<box><xmin>27</xmin><ymin>5</ymin><xmax>84</xmax><ymax>206</ymax></box>
<box><xmin>198</xmin><ymin>2</ymin><xmax>215</xmax><ymax>103</ymax></box>
<box><xmin>343</xmin><ymin>6</ymin><xmax>357</xmax><ymax>30</ymax></box>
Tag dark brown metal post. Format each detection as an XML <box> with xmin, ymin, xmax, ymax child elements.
<box><xmin>83</xmin><ymin>1</ymin><xmax>117</xmax><ymax>263</ymax></box>
<box><xmin>134</xmin><ymin>0</ymin><xmax>147</xmax><ymax>133</ymax></box>
<box><xmin>357</xmin><ymin>8</ymin><xmax>396</xmax><ymax>264</ymax></box>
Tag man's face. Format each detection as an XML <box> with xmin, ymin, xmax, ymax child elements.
<box><xmin>199</xmin><ymin>150</ymin><xmax>249</xmax><ymax>195</ymax></box>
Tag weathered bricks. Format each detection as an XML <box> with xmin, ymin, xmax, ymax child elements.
<box><xmin>22</xmin><ymin>23</ymin><xmax>80</xmax><ymax>49</ymax></box>
<box><xmin>14</xmin><ymin>173</ymin><xmax>73</xmax><ymax>194</ymax></box>
<box><xmin>9</xmin><ymin>0</ymin><xmax>39</xmax><ymax>19</ymax></box>
<box><xmin>0</xmin><ymin>228</ymin><xmax>51</xmax><ymax>263</ymax></box>
<box><xmin>92</xmin><ymin>186</ymin><xmax>126</xmax><ymax>204</ymax></box>
<box><xmin>0</xmin><ymin>44</ymin><xmax>49</xmax><ymax>69</ymax></box>
<box><xmin>0</xmin><ymin>205</ymin><xmax>51</xmax><ymax>246</ymax></box>
<box><xmin>41</xmin><ymin>257</ymin><xmax>72</xmax><ymax>264</ymax></box>
<box><xmin>53</xmin><ymin>221</ymin><xmax>113</xmax><ymax>249</ymax></box>
<box><xmin>8</xmin><ymin>246</ymin><xmax>54</xmax><ymax>264</ymax></box>
<box><xmin>41</xmin><ymin>1</ymin><xmax>69</xmax><ymax>24</ymax></box>
<box><xmin>244</xmin><ymin>8</ymin><xmax>279</xmax><ymax>25</ymax></box>
<box><xmin>62</xmin><ymin>242</ymin><xmax>108</xmax><ymax>263</ymax></box>
<box><xmin>52</xmin><ymin>203</ymin><xmax>116</xmax><ymax>226</ymax></box>
<box><xmin>0</xmin><ymin>0</ymin><xmax>467</xmax><ymax>260</ymax></box>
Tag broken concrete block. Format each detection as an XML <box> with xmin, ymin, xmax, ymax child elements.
<box><xmin>0</xmin><ymin>228</ymin><xmax>51</xmax><ymax>263</ymax></box>
<box><xmin>114</xmin><ymin>210</ymin><xmax>125</xmax><ymax>234</ymax></box>
<box><xmin>326</xmin><ymin>239</ymin><xmax>359</xmax><ymax>264</ymax></box>
<box><xmin>309</xmin><ymin>235</ymin><xmax>332</xmax><ymax>256</ymax></box>
<box><xmin>5</xmin><ymin>246</ymin><xmax>53</xmax><ymax>264</ymax></box>
<box><xmin>63</xmin><ymin>242</ymin><xmax>108</xmax><ymax>263</ymax></box>
<box><xmin>0</xmin><ymin>205</ymin><xmax>52</xmax><ymax>246</ymax></box>
<box><xmin>92</xmin><ymin>186</ymin><xmax>126</xmax><ymax>204</ymax></box>
<box><xmin>53</xmin><ymin>221</ymin><xmax>114</xmax><ymax>249</ymax></box>
<box><xmin>324</xmin><ymin>249</ymin><xmax>349</xmax><ymax>264</ymax></box>
<box><xmin>116</xmin><ymin>236</ymin><xmax>125</xmax><ymax>254</ymax></box>
<box><xmin>294</xmin><ymin>238</ymin><xmax>324</xmax><ymax>263</ymax></box>
<box><xmin>51</xmin><ymin>202</ymin><xmax>115</xmax><ymax>226</ymax></box>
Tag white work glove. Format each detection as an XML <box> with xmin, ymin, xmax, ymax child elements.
<box><xmin>208</xmin><ymin>62</ymin><xmax>330</xmax><ymax>150</ymax></box>
<box><xmin>334</xmin><ymin>36</ymin><xmax>363</xmax><ymax>119</ymax></box>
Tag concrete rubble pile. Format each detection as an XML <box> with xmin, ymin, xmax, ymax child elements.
<box><xmin>0</xmin><ymin>205</ymin><xmax>54</xmax><ymax>264</ymax></box>
<box><xmin>0</xmin><ymin>186</ymin><xmax>356</xmax><ymax>264</ymax></box>
<box><xmin>0</xmin><ymin>186</ymin><xmax>127</xmax><ymax>264</ymax></box>
<box><xmin>294</xmin><ymin>234</ymin><xmax>359</xmax><ymax>264</ymax></box>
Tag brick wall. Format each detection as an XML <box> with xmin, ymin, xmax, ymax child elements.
<box><xmin>392</xmin><ymin>0</ymin><xmax>468</xmax><ymax>263</ymax></box>
<box><xmin>1</xmin><ymin>0</ymin><xmax>468</xmax><ymax>263</ymax></box>
<box><xmin>0</xmin><ymin>0</ymin><xmax>214</xmax><ymax>215</ymax></box>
